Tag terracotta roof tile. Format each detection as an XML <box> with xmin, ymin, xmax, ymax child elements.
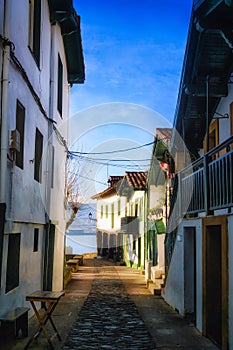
<box><xmin>125</xmin><ymin>171</ymin><xmax>147</xmax><ymax>190</ymax></box>
<box><xmin>91</xmin><ymin>175</ymin><xmax>123</xmax><ymax>199</ymax></box>
<box><xmin>108</xmin><ymin>176</ymin><xmax>124</xmax><ymax>186</ymax></box>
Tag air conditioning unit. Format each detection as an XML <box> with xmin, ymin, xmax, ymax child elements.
<box><xmin>9</xmin><ymin>129</ymin><xmax>20</xmax><ymax>152</ymax></box>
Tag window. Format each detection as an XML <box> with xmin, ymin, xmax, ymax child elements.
<box><xmin>51</xmin><ymin>146</ymin><xmax>54</xmax><ymax>188</ymax></box>
<box><xmin>204</xmin><ymin>119</ymin><xmax>219</xmax><ymax>155</ymax></box>
<box><xmin>33</xmin><ymin>228</ymin><xmax>39</xmax><ymax>252</ymax></box>
<box><xmin>34</xmin><ymin>128</ymin><xmax>43</xmax><ymax>182</ymax></box>
<box><xmin>111</xmin><ymin>203</ymin><xmax>114</xmax><ymax>228</ymax></box>
<box><xmin>135</xmin><ymin>203</ymin><xmax>139</xmax><ymax>217</ymax></box>
<box><xmin>57</xmin><ymin>54</ymin><xmax>63</xmax><ymax>116</ymax></box>
<box><xmin>131</xmin><ymin>204</ymin><xmax>133</xmax><ymax>216</ymax></box>
<box><xmin>139</xmin><ymin>198</ymin><xmax>143</xmax><ymax>221</ymax></box>
<box><xmin>28</xmin><ymin>0</ymin><xmax>41</xmax><ymax>66</ymax></box>
<box><xmin>100</xmin><ymin>205</ymin><xmax>103</xmax><ymax>218</ymax></box>
<box><xmin>118</xmin><ymin>199</ymin><xmax>121</xmax><ymax>216</ymax></box>
<box><xmin>105</xmin><ymin>205</ymin><xmax>108</xmax><ymax>218</ymax></box>
<box><xmin>15</xmin><ymin>100</ymin><xmax>25</xmax><ymax>169</ymax></box>
<box><xmin>133</xmin><ymin>239</ymin><xmax>136</xmax><ymax>251</ymax></box>
<box><xmin>6</xmin><ymin>233</ymin><xmax>21</xmax><ymax>293</ymax></box>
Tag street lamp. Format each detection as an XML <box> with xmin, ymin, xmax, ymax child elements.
<box><xmin>88</xmin><ymin>212</ymin><xmax>97</xmax><ymax>221</ymax></box>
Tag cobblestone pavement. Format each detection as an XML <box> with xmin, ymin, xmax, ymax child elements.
<box><xmin>5</xmin><ymin>257</ymin><xmax>219</xmax><ymax>349</ymax></box>
<box><xmin>63</xmin><ymin>265</ymin><xmax>156</xmax><ymax>350</ymax></box>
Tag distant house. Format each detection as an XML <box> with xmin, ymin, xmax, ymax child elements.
<box><xmin>91</xmin><ymin>176</ymin><xmax>125</xmax><ymax>260</ymax></box>
<box><xmin>147</xmin><ymin>128</ymin><xmax>172</xmax><ymax>278</ymax></box>
<box><xmin>0</xmin><ymin>0</ymin><xmax>84</xmax><ymax>317</ymax></box>
<box><xmin>92</xmin><ymin>172</ymin><xmax>148</xmax><ymax>268</ymax></box>
<box><xmin>118</xmin><ymin>171</ymin><xmax>147</xmax><ymax>269</ymax></box>
<box><xmin>164</xmin><ymin>1</ymin><xmax>233</xmax><ymax>349</ymax></box>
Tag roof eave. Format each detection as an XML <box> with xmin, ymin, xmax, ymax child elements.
<box><xmin>172</xmin><ymin>1</ymin><xmax>233</xmax><ymax>153</ymax></box>
<box><xmin>48</xmin><ymin>0</ymin><xmax>85</xmax><ymax>85</ymax></box>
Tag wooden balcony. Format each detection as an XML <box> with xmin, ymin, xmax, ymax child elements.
<box><xmin>179</xmin><ymin>136</ymin><xmax>233</xmax><ymax>215</ymax></box>
<box><xmin>121</xmin><ymin>216</ymin><xmax>139</xmax><ymax>234</ymax></box>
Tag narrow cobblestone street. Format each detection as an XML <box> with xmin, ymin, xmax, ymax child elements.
<box><xmin>63</xmin><ymin>264</ymin><xmax>156</xmax><ymax>350</ymax></box>
<box><xmin>7</xmin><ymin>257</ymin><xmax>219</xmax><ymax>350</ymax></box>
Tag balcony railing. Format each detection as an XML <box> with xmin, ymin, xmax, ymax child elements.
<box><xmin>165</xmin><ymin>136</ymin><xmax>233</xmax><ymax>274</ymax></box>
<box><xmin>120</xmin><ymin>216</ymin><xmax>139</xmax><ymax>234</ymax></box>
<box><xmin>180</xmin><ymin>136</ymin><xmax>233</xmax><ymax>215</ymax></box>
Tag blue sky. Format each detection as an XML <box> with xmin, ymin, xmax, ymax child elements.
<box><xmin>68</xmin><ymin>1</ymin><xmax>193</xmax><ymax>197</ymax></box>
<box><xmin>72</xmin><ymin>0</ymin><xmax>193</xmax><ymax>122</ymax></box>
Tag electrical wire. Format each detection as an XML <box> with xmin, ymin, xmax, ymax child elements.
<box><xmin>73</xmin><ymin>154</ymin><xmax>151</xmax><ymax>162</ymax></box>
<box><xmin>79</xmin><ymin>158</ymin><xmax>150</xmax><ymax>169</ymax></box>
<box><xmin>79</xmin><ymin>174</ymin><xmax>107</xmax><ymax>185</ymax></box>
<box><xmin>68</xmin><ymin>140</ymin><xmax>155</xmax><ymax>156</ymax></box>
<box><xmin>68</xmin><ymin>154</ymin><xmax>151</xmax><ymax>169</ymax></box>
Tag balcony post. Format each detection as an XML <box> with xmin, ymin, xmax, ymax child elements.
<box><xmin>206</xmin><ymin>75</ymin><xmax>210</xmax><ymax>153</ymax></box>
<box><xmin>204</xmin><ymin>75</ymin><xmax>213</xmax><ymax>216</ymax></box>
<box><xmin>203</xmin><ymin>154</ymin><xmax>211</xmax><ymax>215</ymax></box>
<box><xmin>178</xmin><ymin>172</ymin><xmax>182</xmax><ymax>217</ymax></box>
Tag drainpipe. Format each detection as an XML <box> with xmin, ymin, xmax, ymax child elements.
<box><xmin>206</xmin><ymin>76</ymin><xmax>209</xmax><ymax>153</ymax></box>
<box><xmin>0</xmin><ymin>0</ymin><xmax>10</xmax><ymax>286</ymax></box>
<box><xmin>0</xmin><ymin>0</ymin><xmax>10</xmax><ymax>206</ymax></box>
<box><xmin>204</xmin><ymin>76</ymin><xmax>211</xmax><ymax>215</ymax></box>
<box><xmin>43</xmin><ymin>24</ymin><xmax>56</xmax><ymax>290</ymax></box>
<box><xmin>45</xmin><ymin>25</ymin><xmax>56</xmax><ymax>221</ymax></box>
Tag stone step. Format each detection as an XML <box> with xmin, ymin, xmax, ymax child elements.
<box><xmin>156</xmin><ymin>278</ymin><xmax>165</xmax><ymax>288</ymax></box>
<box><xmin>147</xmin><ymin>281</ymin><xmax>162</xmax><ymax>296</ymax></box>
<box><xmin>151</xmin><ymin>267</ymin><xmax>165</xmax><ymax>280</ymax></box>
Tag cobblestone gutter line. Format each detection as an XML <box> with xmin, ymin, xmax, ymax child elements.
<box><xmin>63</xmin><ymin>267</ymin><xmax>156</xmax><ymax>350</ymax></box>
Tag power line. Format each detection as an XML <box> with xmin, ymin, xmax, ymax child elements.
<box><xmin>79</xmin><ymin>174</ymin><xmax>107</xmax><ymax>185</ymax></box>
<box><xmin>76</xmin><ymin>156</ymin><xmax>150</xmax><ymax>169</ymax></box>
<box><xmin>68</xmin><ymin>140</ymin><xmax>154</xmax><ymax>156</ymax></box>
<box><xmin>76</xmin><ymin>155</ymin><xmax>151</xmax><ymax>162</ymax></box>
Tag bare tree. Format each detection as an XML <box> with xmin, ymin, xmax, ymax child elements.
<box><xmin>66</xmin><ymin>157</ymin><xmax>86</xmax><ymax>230</ymax></box>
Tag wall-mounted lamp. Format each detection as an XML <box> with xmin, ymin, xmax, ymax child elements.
<box><xmin>213</xmin><ymin>111</ymin><xmax>229</xmax><ymax>119</ymax></box>
<box><xmin>177</xmin><ymin>234</ymin><xmax>183</xmax><ymax>242</ymax></box>
<box><xmin>88</xmin><ymin>212</ymin><xmax>97</xmax><ymax>221</ymax></box>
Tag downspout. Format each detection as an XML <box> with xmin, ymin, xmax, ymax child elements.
<box><xmin>45</xmin><ymin>25</ymin><xmax>56</xmax><ymax>222</ymax></box>
<box><xmin>0</xmin><ymin>0</ymin><xmax>10</xmax><ymax>287</ymax></box>
<box><xmin>0</xmin><ymin>0</ymin><xmax>10</xmax><ymax>206</ymax></box>
<box><xmin>43</xmin><ymin>24</ymin><xmax>56</xmax><ymax>290</ymax></box>
<box><xmin>204</xmin><ymin>75</ymin><xmax>212</xmax><ymax>215</ymax></box>
<box><xmin>206</xmin><ymin>76</ymin><xmax>209</xmax><ymax>153</ymax></box>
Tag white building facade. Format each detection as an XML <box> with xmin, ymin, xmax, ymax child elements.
<box><xmin>164</xmin><ymin>1</ymin><xmax>233</xmax><ymax>349</ymax></box>
<box><xmin>0</xmin><ymin>0</ymin><xmax>84</xmax><ymax>315</ymax></box>
<box><xmin>92</xmin><ymin>176</ymin><xmax>126</xmax><ymax>260</ymax></box>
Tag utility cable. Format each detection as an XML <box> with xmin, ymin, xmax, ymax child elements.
<box><xmin>68</xmin><ymin>140</ymin><xmax>155</xmax><ymax>156</ymax></box>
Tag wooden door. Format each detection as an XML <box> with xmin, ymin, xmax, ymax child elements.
<box><xmin>203</xmin><ymin>216</ymin><xmax>228</xmax><ymax>349</ymax></box>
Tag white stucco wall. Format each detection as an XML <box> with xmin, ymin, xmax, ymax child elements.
<box><xmin>48</xmin><ymin>24</ymin><xmax>70</xmax><ymax>290</ymax></box>
<box><xmin>1</xmin><ymin>224</ymin><xmax>44</xmax><ymax>316</ymax></box>
<box><xmin>214</xmin><ymin>83</ymin><xmax>233</xmax><ymax>143</ymax></box>
<box><xmin>164</xmin><ymin>218</ymin><xmax>202</xmax><ymax>330</ymax></box>
<box><xmin>0</xmin><ymin>0</ymin><xmax>70</xmax><ymax>310</ymax></box>
<box><xmin>164</xmin><ymin>224</ymin><xmax>185</xmax><ymax>314</ymax></box>
<box><xmin>149</xmin><ymin>185</ymin><xmax>165</xmax><ymax>210</ymax></box>
<box><xmin>157</xmin><ymin>233</ymin><xmax>165</xmax><ymax>269</ymax></box>
<box><xmin>125</xmin><ymin>191</ymin><xmax>146</xmax><ymax>268</ymax></box>
<box><xmin>96</xmin><ymin>195</ymin><xmax>126</xmax><ymax>234</ymax></box>
<box><xmin>194</xmin><ymin>220</ymin><xmax>203</xmax><ymax>332</ymax></box>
